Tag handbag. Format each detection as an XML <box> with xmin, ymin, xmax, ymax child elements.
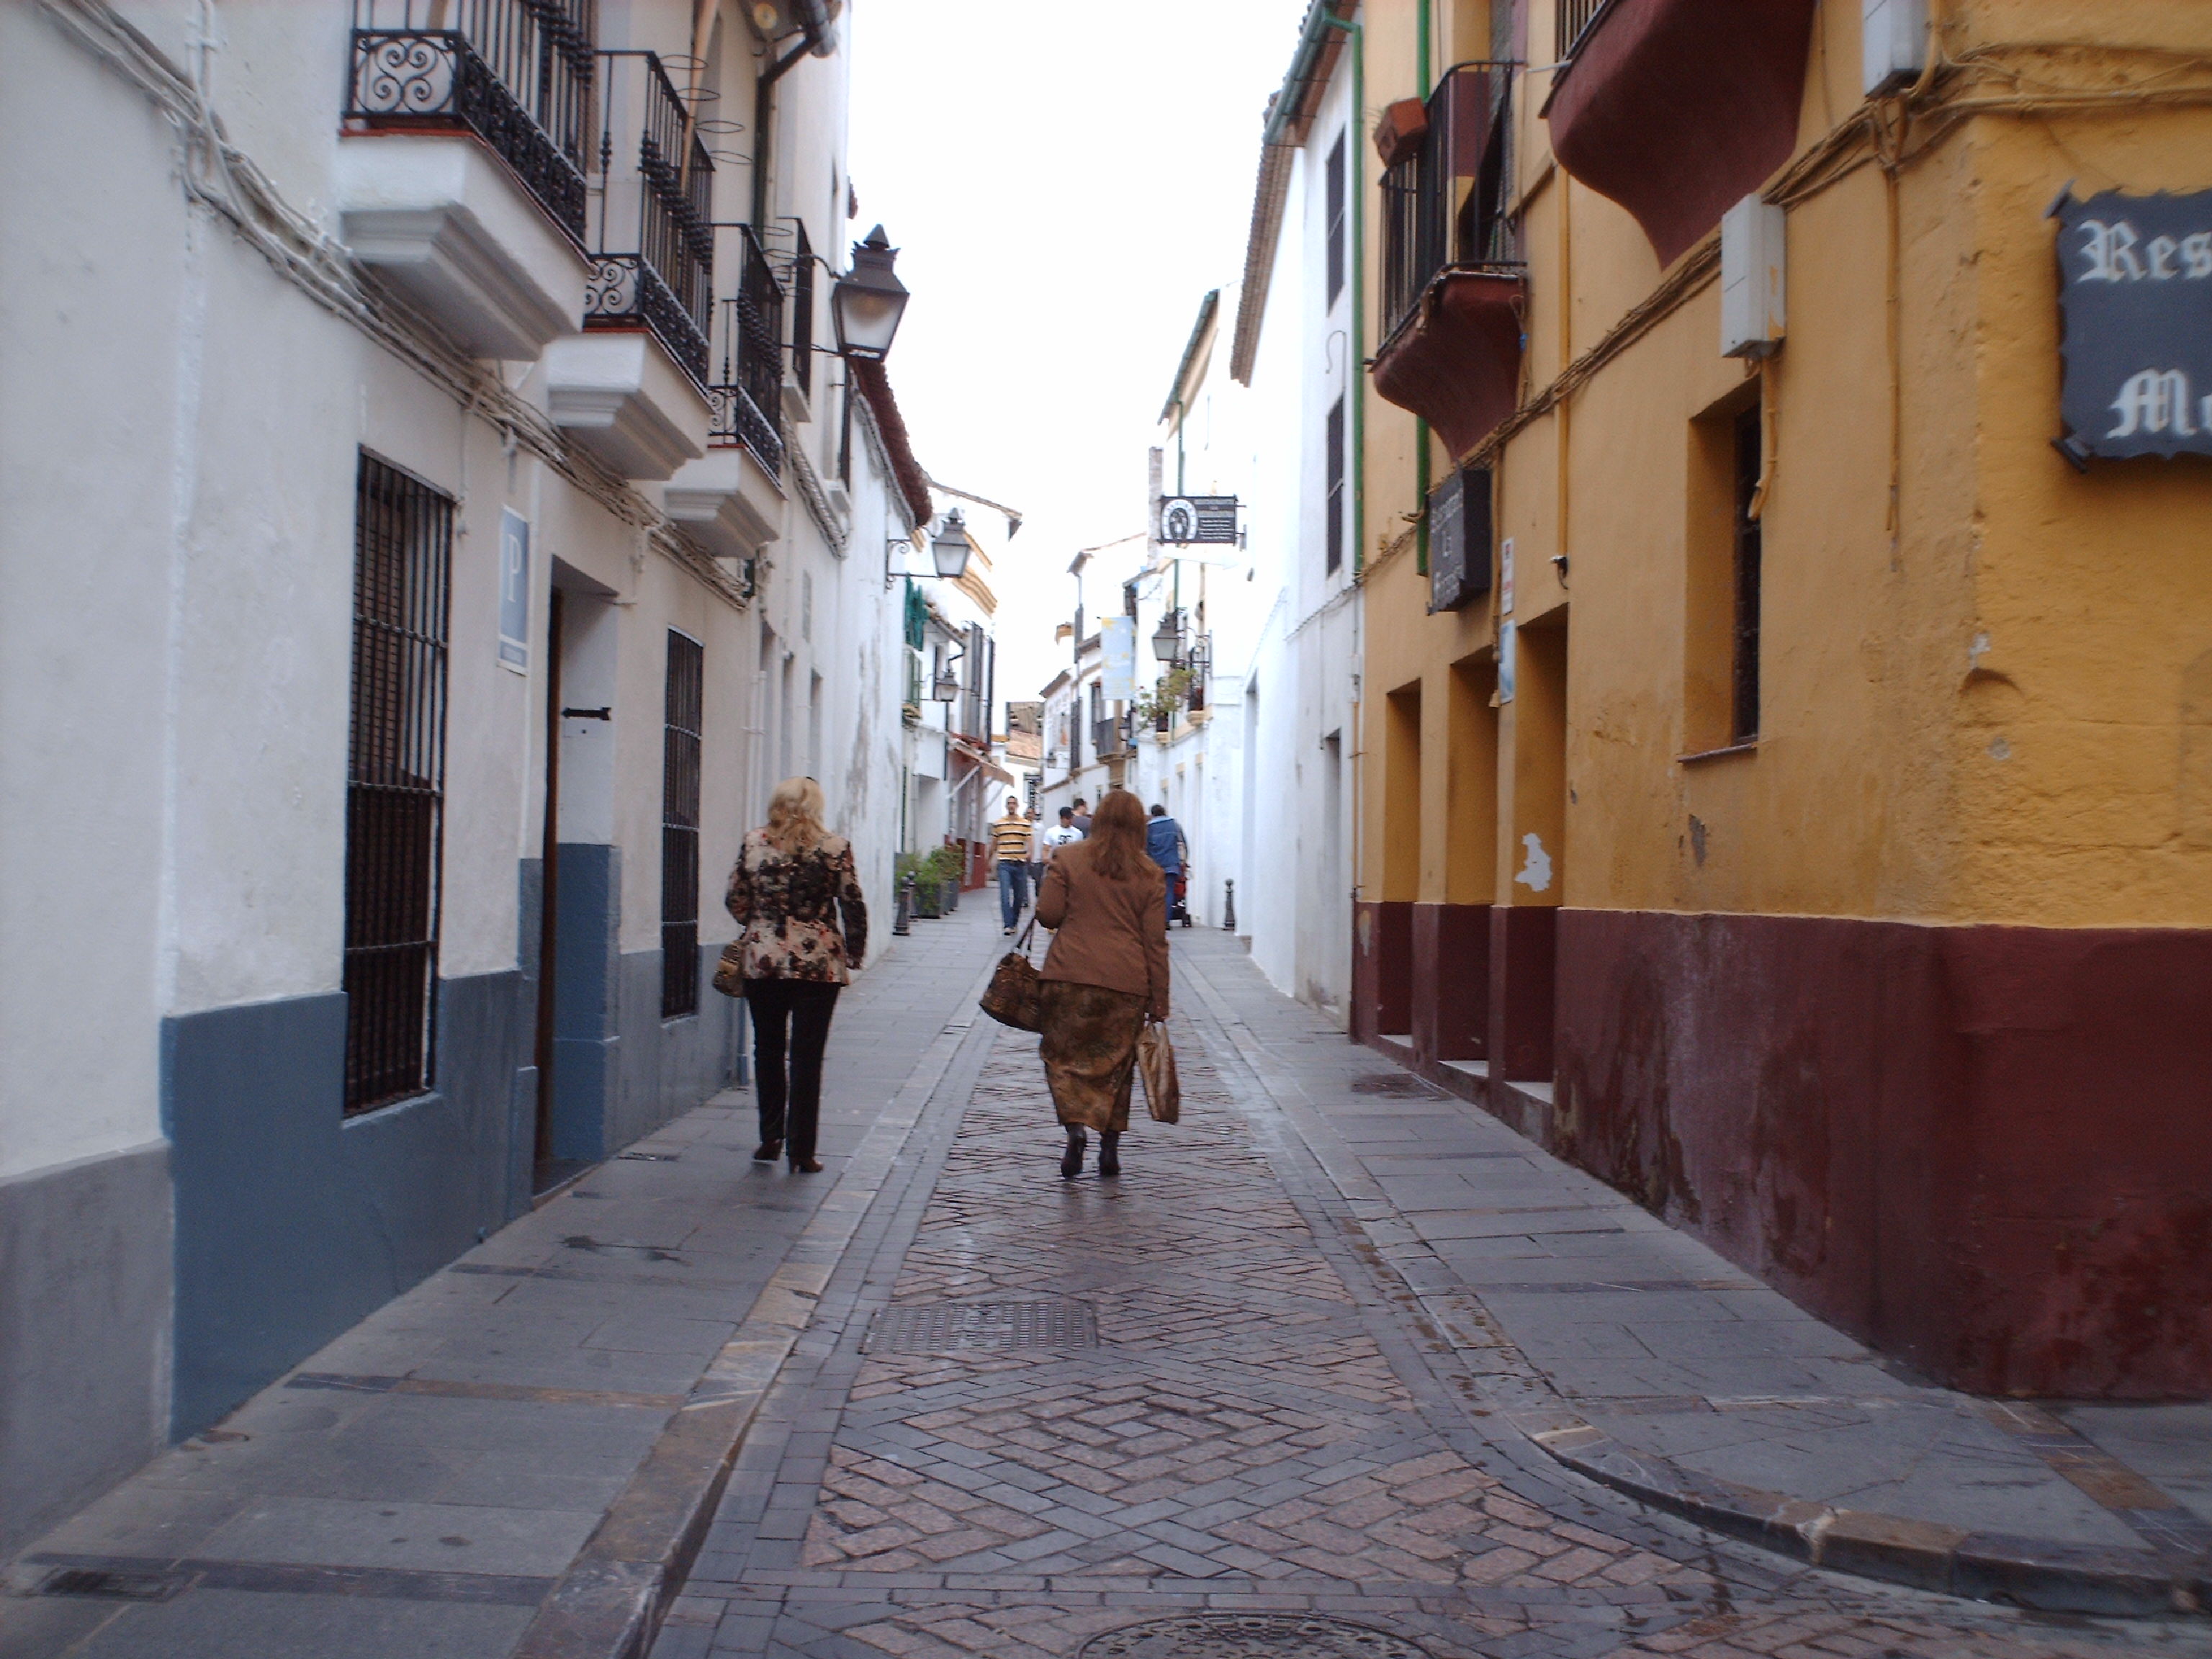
<box><xmin>1136</xmin><ymin>1021</ymin><xmax>1180</xmax><ymax>1124</ymax></box>
<box><xmin>711</xmin><ymin>940</ymin><xmax>746</xmax><ymax>998</ymax></box>
<box><xmin>979</xmin><ymin>918</ymin><xmax>1043</xmax><ymax>1031</ymax></box>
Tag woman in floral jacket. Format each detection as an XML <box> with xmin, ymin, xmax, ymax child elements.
<box><xmin>726</xmin><ymin>777</ymin><xmax>868</xmax><ymax>1172</ymax></box>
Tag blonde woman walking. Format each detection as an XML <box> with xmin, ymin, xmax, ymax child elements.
<box><xmin>1033</xmin><ymin>790</ymin><xmax>1170</xmax><ymax>1179</ymax></box>
<box><xmin>725</xmin><ymin>778</ymin><xmax>867</xmax><ymax>1173</ymax></box>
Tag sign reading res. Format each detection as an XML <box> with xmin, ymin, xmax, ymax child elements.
<box><xmin>2056</xmin><ymin>189</ymin><xmax>2212</xmax><ymax>462</ymax></box>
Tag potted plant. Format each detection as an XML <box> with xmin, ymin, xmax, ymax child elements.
<box><xmin>897</xmin><ymin>851</ymin><xmax>942</xmax><ymax>919</ymax></box>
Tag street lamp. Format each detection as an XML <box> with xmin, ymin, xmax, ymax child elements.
<box><xmin>929</xmin><ymin>510</ymin><xmax>974</xmax><ymax>580</ymax></box>
<box><xmin>831</xmin><ymin>225</ymin><xmax>909</xmax><ymax>361</ymax></box>
<box><xmin>1151</xmin><ymin>609</ymin><xmax>1182</xmax><ymax>664</ymax></box>
<box><xmin>931</xmin><ymin>662</ymin><xmax>961</xmax><ymax>701</ymax></box>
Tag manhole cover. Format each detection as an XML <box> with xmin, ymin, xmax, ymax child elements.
<box><xmin>1349</xmin><ymin>1073</ymin><xmax>1441</xmax><ymax>1099</ymax></box>
<box><xmin>866</xmin><ymin>1300</ymin><xmax>1098</xmax><ymax>1353</ymax></box>
<box><xmin>1081</xmin><ymin>1614</ymin><xmax>1433</xmax><ymax>1658</ymax></box>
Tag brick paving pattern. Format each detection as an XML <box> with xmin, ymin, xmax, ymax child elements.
<box><xmin>657</xmin><ymin>946</ymin><xmax>2212</xmax><ymax>1659</ymax></box>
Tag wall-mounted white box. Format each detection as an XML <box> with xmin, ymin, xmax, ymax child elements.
<box><xmin>1720</xmin><ymin>195</ymin><xmax>1787</xmax><ymax>359</ymax></box>
<box><xmin>1863</xmin><ymin>0</ymin><xmax>1929</xmax><ymax>96</ymax></box>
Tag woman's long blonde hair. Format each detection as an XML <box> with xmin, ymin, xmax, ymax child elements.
<box><xmin>1083</xmin><ymin>788</ymin><xmax>1151</xmax><ymax>883</ymax></box>
<box><xmin>764</xmin><ymin>776</ymin><xmax>830</xmax><ymax>853</ymax></box>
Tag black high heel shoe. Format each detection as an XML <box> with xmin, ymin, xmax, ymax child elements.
<box><xmin>1097</xmin><ymin>1133</ymin><xmax>1120</xmax><ymax>1178</ymax></box>
<box><xmin>1060</xmin><ymin>1128</ymin><xmax>1087</xmax><ymax>1179</ymax></box>
<box><xmin>753</xmin><ymin>1139</ymin><xmax>783</xmax><ymax>1163</ymax></box>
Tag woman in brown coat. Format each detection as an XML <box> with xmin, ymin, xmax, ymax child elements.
<box><xmin>1033</xmin><ymin>789</ymin><xmax>1171</xmax><ymax>1179</ymax></box>
<box><xmin>725</xmin><ymin>777</ymin><xmax>868</xmax><ymax>1174</ymax></box>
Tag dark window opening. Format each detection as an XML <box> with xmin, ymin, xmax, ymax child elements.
<box><xmin>1732</xmin><ymin>405</ymin><xmax>1763</xmax><ymax>744</ymax></box>
<box><xmin>345</xmin><ymin>454</ymin><xmax>451</xmax><ymax>1115</ymax></box>
<box><xmin>1325</xmin><ymin>395</ymin><xmax>1346</xmax><ymax>575</ymax></box>
<box><xmin>1325</xmin><ymin>130</ymin><xmax>1348</xmax><ymax>307</ymax></box>
<box><xmin>791</xmin><ymin>218</ymin><xmax>815</xmax><ymax>399</ymax></box>
<box><xmin>662</xmin><ymin>630</ymin><xmax>704</xmax><ymax>1019</ymax></box>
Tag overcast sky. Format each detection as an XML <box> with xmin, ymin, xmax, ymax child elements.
<box><xmin>846</xmin><ymin>0</ymin><xmax>1310</xmax><ymax>715</ymax></box>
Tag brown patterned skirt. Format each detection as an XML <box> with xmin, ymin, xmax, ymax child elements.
<box><xmin>1036</xmin><ymin>979</ymin><xmax>1148</xmax><ymax>1133</ymax></box>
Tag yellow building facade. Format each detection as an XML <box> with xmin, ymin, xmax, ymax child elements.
<box><xmin>1350</xmin><ymin>0</ymin><xmax>2212</xmax><ymax>1397</ymax></box>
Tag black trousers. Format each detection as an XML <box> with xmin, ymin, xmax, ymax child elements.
<box><xmin>744</xmin><ymin>979</ymin><xmax>842</xmax><ymax>1159</ymax></box>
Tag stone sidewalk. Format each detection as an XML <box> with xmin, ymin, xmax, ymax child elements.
<box><xmin>0</xmin><ymin>900</ymin><xmax>1012</xmax><ymax>1659</ymax></box>
<box><xmin>1177</xmin><ymin>931</ymin><xmax>2212</xmax><ymax>1614</ymax></box>
<box><xmin>647</xmin><ymin>927</ymin><xmax>2212</xmax><ymax>1659</ymax></box>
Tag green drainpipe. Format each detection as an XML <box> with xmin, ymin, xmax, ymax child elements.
<box><xmin>1352</xmin><ymin>17</ymin><xmax>1367</xmax><ymax>576</ymax></box>
<box><xmin>1414</xmin><ymin>0</ymin><xmax>1432</xmax><ymax>577</ymax></box>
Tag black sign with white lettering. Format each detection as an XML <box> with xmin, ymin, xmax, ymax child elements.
<box><xmin>1428</xmin><ymin>466</ymin><xmax>1491</xmax><ymax>613</ymax></box>
<box><xmin>1159</xmin><ymin>496</ymin><xmax>1240</xmax><ymax>544</ymax></box>
<box><xmin>2057</xmin><ymin>190</ymin><xmax>2212</xmax><ymax>460</ymax></box>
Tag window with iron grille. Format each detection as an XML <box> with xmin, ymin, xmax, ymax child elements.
<box><xmin>1732</xmin><ymin>408</ymin><xmax>1764</xmax><ymax>743</ymax></box>
<box><xmin>1325</xmin><ymin>395</ymin><xmax>1346</xmax><ymax>575</ymax></box>
<box><xmin>345</xmin><ymin>454</ymin><xmax>452</xmax><ymax>1115</ymax></box>
<box><xmin>1325</xmin><ymin>130</ymin><xmax>1348</xmax><ymax>307</ymax></box>
<box><xmin>662</xmin><ymin>631</ymin><xmax>703</xmax><ymax>1019</ymax></box>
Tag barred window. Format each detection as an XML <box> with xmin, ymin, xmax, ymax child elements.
<box><xmin>1326</xmin><ymin>130</ymin><xmax>1348</xmax><ymax>307</ymax></box>
<box><xmin>1325</xmin><ymin>395</ymin><xmax>1346</xmax><ymax>575</ymax></box>
<box><xmin>662</xmin><ymin>630</ymin><xmax>704</xmax><ymax>1019</ymax></box>
<box><xmin>345</xmin><ymin>454</ymin><xmax>451</xmax><ymax>1114</ymax></box>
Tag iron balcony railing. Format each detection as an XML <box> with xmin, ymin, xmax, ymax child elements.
<box><xmin>708</xmin><ymin>225</ymin><xmax>786</xmax><ymax>477</ymax></box>
<box><xmin>347</xmin><ymin>0</ymin><xmax>595</xmax><ymax>245</ymax></box>
<box><xmin>788</xmin><ymin>220</ymin><xmax>816</xmax><ymax>400</ymax></box>
<box><xmin>1556</xmin><ymin>0</ymin><xmax>1617</xmax><ymax>63</ymax></box>
<box><xmin>585</xmin><ymin>50</ymin><xmax>714</xmax><ymax>387</ymax></box>
<box><xmin>1093</xmin><ymin>715</ymin><xmax>1133</xmax><ymax>762</ymax></box>
<box><xmin>1378</xmin><ymin>61</ymin><xmax>1519</xmax><ymax>347</ymax></box>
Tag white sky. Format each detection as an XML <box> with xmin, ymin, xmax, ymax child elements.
<box><xmin>846</xmin><ymin>0</ymin><xmax>1310</xmax><ymax>718</ymax></box>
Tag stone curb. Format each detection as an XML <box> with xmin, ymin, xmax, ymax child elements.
<box><xmin>1530</xmin><ymin>1417</ymin><xmax>2208</xmax><ymax>1617</ymax></box>
<box><xmin>507</xmin><ymin>942</ymin><xmax>1002</xmax><ymax>1659</ymax></box>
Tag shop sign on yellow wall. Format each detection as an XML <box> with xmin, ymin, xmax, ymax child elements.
<box><xmin>2056</xmin><ymin>189</ymin><xmax>2212</xmax><ymax>462</ymax></box>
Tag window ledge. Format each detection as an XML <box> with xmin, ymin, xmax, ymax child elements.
<box><xmin>1678</xmin><ymin>740</ymin><xmax>1758</xmax><ymax>765</ymax></box>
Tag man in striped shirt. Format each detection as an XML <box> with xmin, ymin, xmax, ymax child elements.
<box><xmin>990</xmin><ymin>796</ymin><xmax>1035</xmax><ymax>934</ymax></box>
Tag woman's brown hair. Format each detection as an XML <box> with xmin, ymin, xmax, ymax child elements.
<box><xmin>1083</xmin><ymin>789</ymin><xmax>1150</xmax><ymax>883</ymax></box>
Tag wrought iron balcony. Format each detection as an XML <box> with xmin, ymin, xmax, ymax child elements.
<box><xmin>1093</xmin><ymin>716</ymin><xmax>1133</xmax><ymax>762</ymax></box>
<box><xmin>1555</xmin><ymin>0</ymin><xmax>1614</xmax><ymax>63</ymax></box>
<box><xmin>1542</xmin><ymin>0</ymin><xmax>1819</xmax><ymax>266</ymax></box>
<box><xmin>1377</xmin><ymin>61</ymin><xmax>1518</xmax><ymax>349</ymax></box>
<box><xmin>708</xmin><ymin>225</ymin><xmax>786</xmax><ymax>478</ymax></box>
<box><xmin>585</xmin><ymin>50</ymin><xmax>714</xmax><ymax>389</ymax></box>
<box><xmin>346</xmin><ymin>0</ymin><xmax>595</xmax><ymax>246</ymax></box>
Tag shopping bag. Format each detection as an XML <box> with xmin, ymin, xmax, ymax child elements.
<box><xmin>711</xmin><ymin>940</ymin><xmax>746</xmax><ymax>997</ymax></box>
<box><xmin>1136</xmin><ymin>1021</ymin><xmax>1180</xmax><ymax>1124</ymax></box>
<box><xmin>979</xmin><ymin>920</ymin><xmax>1043</xmax><ymax>1031</ymax></box>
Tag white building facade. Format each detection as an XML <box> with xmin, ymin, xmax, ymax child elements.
<box><xmin>0</xmin><ymin>0</ymin><xmax>932</xmax><ymax>1550</ymax></box>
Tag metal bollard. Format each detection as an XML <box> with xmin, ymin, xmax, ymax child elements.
<box><xmin>1223</xmin><ymin>878</ymin><xmax>1236</xmax><ymax>932</ymax></box>
<box><xmin>892</xmin><ymin>874</ymin><xmax>913</xmax><ymax>937</ymax></box>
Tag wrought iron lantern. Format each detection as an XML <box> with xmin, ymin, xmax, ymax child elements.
<box><xmin>930</xmin><ymin>510</ymin><xmax>974</xmax><ymax>580</ymax></box>
<box><xmin>1151</xmin><ymin>609</ymin><xmax>1182</xmax><ymax>664</ymax></box>
<box><xmin>931</xmin><ymin>667</ymin><xmax>960</xmax><ymax>702</ymax></box>
<box><xmin>832</xmin><ymin>225</ymin><xmax>910</xmax><ymax>361</ymax></box>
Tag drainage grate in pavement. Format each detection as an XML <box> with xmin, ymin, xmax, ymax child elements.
<box><xmin>1347</xmin><ymin>1073</ymin><xmax>1443</xmax><ymax>1099</ymax></box>
<box><xmin>1081</xmin><ymin>1614</ymin><xmax>1434</xmax><ymax>1658</ymax></box>
<box><xmin>866</xmin><ymin>1300</ymin><xmax>1099</xmax><ymax>1353</ymax></box>
<box><xmin>37</xmin><ymin>1567</ymin><xmax>189</xmax><ymax>1603</ymax></box>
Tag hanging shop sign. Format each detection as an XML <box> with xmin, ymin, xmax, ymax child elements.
<box><xmin>498</xmin><ymin>508</ymin><xmax>531</xmax><ymax>673</ymax></box>
<box><xmin>1100</xmin><ymin>614</ymin><xmax>1137</xmax><ymax>703</ymax></box>
<box><xmin>1158</xmin><ymin>495</ymin><xmax>1241</xmax><ymax>545</ymax></box>
<box><xmin>2055</xmin><ymin>189</ymin><xmax>2212</xmax><ymax>462</ymax></box>
<box><xmin>1427</xmin><ymin>466</ymin><xmax>1492</xmax><ymax>613</ymax></box>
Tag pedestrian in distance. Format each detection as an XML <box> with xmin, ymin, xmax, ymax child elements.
<box><xmin>1026</xmin><ymin>806</ymin><xmax>1046</xmax><ymax>893</ymax></box>
<box><xmin>1070</xmin><ymin>796</ymin><xmax>1093</xmax><ymax>836</ymax></box>
<box><xmin>725</xmin><ymin>777</ymin><xmax>867</xmax><ymax>1174</ymax></box>
<box><xmin>990</xmin><ymin>794</ymin><xmax>1035</xmax><ymax>935</ymax></box>
<box><xmin>1146</xmin><ymin>802</ymin><xmax>1188</xmax><ymax>930</ymax></box>
<box><xmin>1033</xmin><ymin>790</ymin><xmax>1171</xmax><ymax>1180</ymax></box>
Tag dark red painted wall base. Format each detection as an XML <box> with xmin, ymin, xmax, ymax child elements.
<box><xmin>1352</xmin><ymin>902</ymin><xmax>1414</xmax><ymax>1043</ymax></box>
<box><xmin>1489</xmin><ymin>905</ymin><xmax>1557</xmax><ymax>1082</ymax></box>
<box><xmin>1412</xmin><ymin>904</ymin><xmax>1490</xmax><ymax>1066</ymax></box>
<box><xmin>1552</xmin><ymin>910</ymin><xmax>2212</xmax><ymax>1401</ymax></box>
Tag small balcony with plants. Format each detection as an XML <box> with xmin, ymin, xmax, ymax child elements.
<box><xmin>1367</xmin><ymin>62</ymin><xmax>1525</xmax><ymax>460</ymax></box>
<box><xmin>543</xmin><ymin>48</ymin><xmax>714</xmax><ymax>480</ymax></box>
<box><xmin>336</xmin><ymin>0</ymin><xmax>599</xmax><ymax>361</ymax></box>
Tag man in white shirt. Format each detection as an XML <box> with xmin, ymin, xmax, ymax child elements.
<box><xmin>1041</xmin><ymin>806</ymin><xmax>1084</xmax><ymax>865</ymax></box>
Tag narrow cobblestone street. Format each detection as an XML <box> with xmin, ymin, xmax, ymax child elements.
<box><xmin>650</xmin><ymin>922</ymin><xmax>2212</xmax><ymax>1659</ymax></box>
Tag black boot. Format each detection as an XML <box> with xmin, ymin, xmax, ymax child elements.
<box><xmin>1097</xmin><ymin>1133</ymin><xmax>1120</xmax><ymax>1178</ymax></box>
<box><xmin>753</xmin><ymin>1138</ymin><xmax>783</xmax><ymax>1163</ymax></box>
<box><xmin>1060</xmin><ymin>1128</ymin><xmax>1087</xmax><ymax>1179</ymax></box>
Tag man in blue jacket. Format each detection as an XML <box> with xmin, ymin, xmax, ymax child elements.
<box><xmin>1146</xmin><ymin>803</ymin><xmax>1187</xmax><ymax>930</ymax></box>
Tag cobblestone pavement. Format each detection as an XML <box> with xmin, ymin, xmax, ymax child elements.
<box><xmin>653</xmin><ymin>937</ymin><xmax>2212</xmax><ymax>1659</ymax></box>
